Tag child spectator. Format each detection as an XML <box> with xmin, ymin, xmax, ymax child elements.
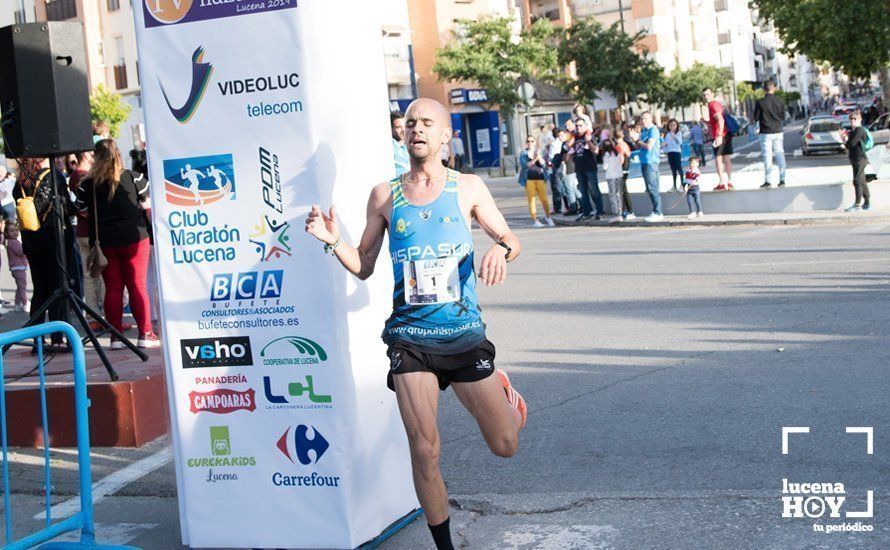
<box><xmin>683</xmin><ymin>157</ymin><xmax>704</xmax><ymax>219</ymax></box>
<box><xmin>5</xmin><ymin>223</ymin><xmax>29</xmax><ymax>312</ymax></box>
<box><xmin>601</xmin><ymin>139</ymin><xmax>625</xmax><ymax>222</ymax></box>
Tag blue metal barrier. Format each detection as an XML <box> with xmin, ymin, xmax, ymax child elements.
<box><xmin>0</xmin><ymin>321</ymin><xmax>137</xmax><ymax>550</ymax></box>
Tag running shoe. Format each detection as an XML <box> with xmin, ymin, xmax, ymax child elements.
<box><xmin>760</xmin><ymin>182</ymin><xmax>772</xmax><ymax>189</ymax></box>
<box><xmin>109</xmin><ymin>337</ymin><xmax>125</xmax><ymax>350</ymax></box>
<box><xmin>687</xmin><ymin>212</ymin><xmax>697</xmax><ymax>219</ymax></box>
<box><xmin>532</xmin><ymin>219</ymin><xmax>545</xmax><ymax>228</ymax></box>
<box><xmin>713</xmin><ymin>183</ymin><xmax>727</xmax><ymax>191</ymax></box>
<box><xmin>844</xmin><ymin>205</ymin><xmax>862</xmax><ymax>213</ymax></box>
<box><xmin>544</xmin><ymin>217</ymin><xmax>555</xmax><ymax>227</ymax></box>
<box><xmin>645</xmin><ymin>213</ymin><xmax>664</xmax><ymax>223</ymax></box>
<box><xmin>624</xmin><ymin>213</ymin><xmax>637</xmax><ymax>220</ymax></box>
<box><xmin>778</xmin><ymin>181</ymin><xmax>785</xmax><ymax>187</ymax></box>
<box><xmin>138</xmin><ymin>332</ymin><xmax>161</xmax><ymax>348</ymax></box>
<box><xmin>862</xmin><ymin>203</ymin><xmax>871</xmax><ymax>211</ymax></box>
<box><xmin>727</xmin><ymin>182</ymin><xmax>735</xmax><ymax>190</ymax></box>
<box><xmin>697</xmin><ymin>211</ymin><xmax>704</xmax><ymax>218</ymax></box>
<box><xmin>497</xmin><ymin>369</ymin><xmax>527</xmax><ymax>429</ymax></box>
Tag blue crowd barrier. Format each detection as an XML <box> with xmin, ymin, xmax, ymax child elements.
<box><xmin>0</xmin><ymin>321</ymin><xmax>136</xmax><ymax>550</ymax></box>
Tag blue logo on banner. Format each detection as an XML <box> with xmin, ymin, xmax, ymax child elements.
<box><xmin>163</xmin><ymin>153</ymin><xmax>236</xmax><ymax>207</ymax></box>
<box><xmin>276</xmin><ymin>425</ymin><xmax>328</xmax><ymax>465</ymax></box>
<box><xmin>210</xmin><ymin>270</ymin><xmax>283</xmax><ymax>301</ymax></box>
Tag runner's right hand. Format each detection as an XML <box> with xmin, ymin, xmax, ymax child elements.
<box><xmin>305</xmin><ymin>205</ymin><xmax>340</xmax><ymax>246</ymax></box>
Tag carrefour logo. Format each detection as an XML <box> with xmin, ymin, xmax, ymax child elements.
<box><xmin>143</xmin><ymin>0</ymin><xmax>298</xmax><ymax>28</ymax></box>
<box><xmin>163</xmin><ymin>153</ymin><xmax>235</xmax><ymax>206</ymax></box>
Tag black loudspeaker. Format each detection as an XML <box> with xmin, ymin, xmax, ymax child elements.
<box><xmin>0</xmin><ymin>22</ymin><xmax>93</xmax><ymax>157</ymax></box>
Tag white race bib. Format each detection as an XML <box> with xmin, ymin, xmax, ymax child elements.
<box><xmin>403</xmin><ymin>257</ymin><xmax>461</xmax><ymax>305</ymax></box>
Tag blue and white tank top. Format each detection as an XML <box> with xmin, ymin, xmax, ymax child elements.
<box><xmin>382</xmin><ymin>169</ymin><xmax>485</xmax><ymax>354</ymax></box>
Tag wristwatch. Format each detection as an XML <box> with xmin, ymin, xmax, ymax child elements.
<box><xmin>496</xmin><ymin>241</ymin><xmax>512</xmax><ymax>261</ymax></box>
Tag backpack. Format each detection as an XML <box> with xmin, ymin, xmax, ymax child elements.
<box><xmin>16</xmin><ymin>168</ymin><xmax>50</xmax><ymax>232</ymax></box>
<box><xmin>724</xmin><ymin>114</ymin><xmax>740</xmax><ymax>135</ymax></box>
<box><xmin>862</xmin><ymin>128</ymin><xmax>873</xmax><ymax>152</ymax></box>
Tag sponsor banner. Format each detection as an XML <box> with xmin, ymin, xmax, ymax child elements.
<box><xmin>133</xmin><ymin>2</ymin><xmax>417</xmax><ymax>548</ymax></box>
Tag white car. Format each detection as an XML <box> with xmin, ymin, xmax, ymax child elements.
<box><xmin>802</xmin><ymin>119</ymin><xmax>845</xmax><ymax>155</ymax></box>
<box><xmin>868</xmin><ymin>113</ymin><xmax>890</xmax><ymax>145</ymax></box>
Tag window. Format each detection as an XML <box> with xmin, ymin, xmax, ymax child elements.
<box><xmin>113</xmin><ymin>36</ymin><xmax>127</xmax><ymax>90</ymax></box>
<box><xmin>14</xmin><ymin>9</ymin><xmax>27</xmax><ymax>23</ymax></box>
<box><xmin>45</xmin><ymin>0</ymin><xmax>77</xmax><ymax>20</ymax></box>
<box><xmin>107</xmin><ymin>0</ymin><xmax>120</xmax><ymax>11</ymax></box>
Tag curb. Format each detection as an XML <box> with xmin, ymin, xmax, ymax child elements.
<box><xmin>552</xmin><ymin>213</ymin><xmax>890</xmax><ymax>228</ymax></box>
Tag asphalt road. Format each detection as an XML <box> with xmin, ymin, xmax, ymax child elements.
<box><xmin>2</xmin><ymin>177</ymin><xmax>889</xmax><ymax>549</ymax></box>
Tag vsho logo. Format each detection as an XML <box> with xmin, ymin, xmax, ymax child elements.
<box><xmin>180</xmin><ymin>336</ymin><xmax>253</xmax><ymax>368</ymax></box>
<box><xmin>211</xmin><ymin>270</ymin><xmax>283</xmax><ymax>302</ymax></box>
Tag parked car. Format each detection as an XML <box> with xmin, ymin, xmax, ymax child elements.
<box><xmin>868</xmin><ymin>113</ymin><xmax>890</xmax><ymax>145</ymax></box>
<box><xmin>802</xmin><ymin>119</ymin><xmax>845</xmax><ymax>155</ymax></box>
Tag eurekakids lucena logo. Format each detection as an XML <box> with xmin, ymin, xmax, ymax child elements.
<box><xmin>143</xmin><ymin>0</ymin><xmax>298</xmax><ymax>29</ymax></box>
<box><xmin>159</xmin><ymin>46</ymin><xmax>213</xmax><ymax>124</ymax></box>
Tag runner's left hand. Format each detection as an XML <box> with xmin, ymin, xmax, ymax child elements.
<box><xmin>479</xmin><ymin>244</ymin><xmax>508</xmax><ymax>286</ymax></box>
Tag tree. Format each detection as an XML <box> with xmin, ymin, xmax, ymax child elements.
<box><xmin>89</xmin><ymin>85</ymin><xmax>131</xmax><ymax>138</ymax></box>
<box><xmin>753</xmin><ymin>0</ymin><xmax>890</xmax><ymax>105</ymax></box>
<box><xmin>736</xmin><ymin>82</ymin><xmax>764</xmax><ymax>104</ymax></box>
<box><xmin>654</xmin><ymin>63</ymin><xmax>732</xmax><ymax>115</ymax></box>
<box><xmin>433</xmin><ymin>17</ymin><xmax>557</xmax><ymax>168</ymax></box>
<box><xmin>557</xmin><ymin>20</ymin><xmax>663</xmax><ymax>118</ymax></box>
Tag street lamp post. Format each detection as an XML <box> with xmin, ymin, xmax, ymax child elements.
<box><xmin>618</xmin><ymin>0</ymin><xmax>631</xmax><ymax>123</ymax></box>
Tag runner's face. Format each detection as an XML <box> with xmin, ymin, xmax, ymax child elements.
<box><xmin>404</xmin><ymin>105</ymin><xmax>449</xmax><ymax>161</ymax></box>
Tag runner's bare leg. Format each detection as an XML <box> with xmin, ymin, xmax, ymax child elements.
<box><xmin>452</xmin><ymin>375</ymin><xmax>520</xmax><ymax>457</ymax></box>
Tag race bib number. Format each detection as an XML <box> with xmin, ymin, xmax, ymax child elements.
<box><xmin>403</xmin><ymin>257</ymin><xmax>460</xmax><ymax>305</ymax></box>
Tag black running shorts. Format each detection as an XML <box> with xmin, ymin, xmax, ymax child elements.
<box><xmin>713</xmin><ymin>133</ymin><xmax>733</xmax><ymax>156</ymax></box>
<box><xmin>386</xmin><ymin>339</ymin><xmax>496</xmax><ymax>391</ymax></box>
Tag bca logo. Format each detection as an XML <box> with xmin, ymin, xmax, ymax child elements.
<box><xmin>145</xmin><ymin>0</ymin><xmax>192</xmax><ymax>25</ymax></box>
<box><xmin>211</xmin><ymin>270</ymin><xmax>283</xmax><ymax>301</ymax></box>
<box><xmin>276</xmin><ymin>425</ymin><xmax>329</xmax><ymax>465</ymax></box>
<box><xmin>180</xmin><ymin>336</ymin><xmax>253</xmax><ymax>368</ymax></box>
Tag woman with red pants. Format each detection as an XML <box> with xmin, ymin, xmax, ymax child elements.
<box><xmin>78</xmin><ymin>139</ymin><xmax>159</xmax><ymax>348</ymax></box>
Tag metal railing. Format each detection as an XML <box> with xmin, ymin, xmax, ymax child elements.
<box><xmin>0</xmin><ymin>321</ymin><xmax>134</xmax><ymax>549</ymax></box>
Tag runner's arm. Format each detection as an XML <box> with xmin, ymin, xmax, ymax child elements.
<box><xmin>466</xmin><ymin>176</ymin><xmax>521</xmax><ymax>286</ymax></box>
<box><xmin>305</xmin><ymin>183</ymin><xmax>389</xmax><ymax>280</ymax></box>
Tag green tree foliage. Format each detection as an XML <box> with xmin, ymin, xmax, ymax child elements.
<box><xmin>433</xmin><ymin>17</ymin><xmax>557</xmax><ymax>116</ymax></box>
<box><xmin>753</xmin><ymin>0</ymin><xmax>890</xmax><ymax>103</ymax></box>
<box><xmin>736</xmin><ymin>82</ymin><xmax>764</xmax><ymax>104</ymax></box>
<box><xmin>557</xmin><ymin>20</ymin><xmax>662</xmax><ymax>107</ymax></box>
<box><xmin>654</xmin><ymin>62</ymin><xmax>733</xmax><ymax>110</ymax></box>
<box><xmin>89</xmin><ymin>85</ymin><xmax>131</xmax><ymax>138</ymax></box>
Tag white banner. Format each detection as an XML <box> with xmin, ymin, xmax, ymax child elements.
<box><xmin>133</xmin><ymin>1</ymin><xmax>418</xmax><ymax>547</ymax></box>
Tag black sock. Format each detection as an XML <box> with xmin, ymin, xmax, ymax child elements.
<box><xmin>428</xmin><ymin>517</ymin><xmax>454</xmax><ymax>550</ymax></box>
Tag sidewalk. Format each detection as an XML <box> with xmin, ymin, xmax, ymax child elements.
<box><xmin>552</xmin><ymin>206</ymin><xmax>890</xmax><ymax>228</ymax></box>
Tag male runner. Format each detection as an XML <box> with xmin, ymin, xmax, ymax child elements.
<box><xmin>305</xmin><ymin>98</ymin><xmax>527</xmax><ymax>550</ymax></box>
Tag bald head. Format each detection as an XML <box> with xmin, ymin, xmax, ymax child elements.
<box><xmin>403</xmin><ymin>98</ymin><xmax>452</xmax><ymax>162</ymax></box>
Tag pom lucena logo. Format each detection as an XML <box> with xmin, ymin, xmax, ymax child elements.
<box><xmin>145</xmin><ymin>0</ymin><xmax>193</xmax><ymax>25</ymax></box>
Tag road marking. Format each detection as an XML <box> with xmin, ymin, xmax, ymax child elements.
<box><xmin>35</xmin><ymin>447</ymin><xmax>173</xmax><ymax>520</ymax></box>
<box><xmin>793</xmin><ymin>148</ymin><xmax>802</xmax><ymax>157</ymax></box>
<box><xmin>746</xmin><ymin>152</ymin><xmax>760</xmax><ymax>159</ymax></box>
<box><xmin>739</xmin><ymin>257</ymin><xmax>890</xmax><ymax>267</ymax></box>
<box><xmin>740</xmin><ymin>162</ymin><xmax>764</xmax><ymax>173</ymax></box>
<box><xmin>51</xmin><ymin>523</ymin><xmax>157</xmax><ymax>545</ymax></box>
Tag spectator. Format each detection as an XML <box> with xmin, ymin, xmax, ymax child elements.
<box><xmin>703</xmin><ymin>87</ymin><xmax>734</xmax><ymax>191</ymax></box>
<box><xmin>689</xmin><ymin>121</ymin><xmax>706</xmax><ymax>166</ymax></box>
<box><xmin>391</xmin><ymin>110</ymin><xmax>409</xmax><ymax>177</ymax></box>
<box><xmin>558</xmin><ymin>126</ymin><xmax>581</xmax><ymax>216</ymax></box>
<box><xmin>663</xmin><ymin>119</ymin><xmax>684</xmax><ymax>191</ymax></box>
<box><xmin>68</xmin><ymin>150</ymin><xmax>105</xmax><ymax>325</ymax></box>
<box><xmin>13</xmin><ymin>157</ymin><xmax>78</xmax><ymax>347</ymax></box>
<box><xmin>91</xmin><ymin>120</ymin><xmax>110</xmax><ymax>143</ymax></box>
<box><xmin>601</xmin><ymin>138</ymin><xmax>625</xmax><ymax>222</ymax></box>
<box><xmin>615</xmin><ymin>127</ymin><xmax>635</xmax><ymax>220</ymax></box>
<box><xmin>631</xmin><ymin>111</ymin><xmax>663</xmax><ymax>222</ymax></box>
<box><xmin>450</xmin><ymin>130</ymin><xmax>466</xmax><ymax>172</ymax></box>
<box><xmin>5</xmin><ymin>223</ymin><xmax>28</xmax><ymax>312</ymax></box>
<box><xmin>571</xmin><ymin>117</ymin><xmax>604</xmax><ymax>221</ymax></box>
<box><xmin>754</xmin><ymin>79</ymin><xmax>787</xmax><ymax>188</ymax></box>
<box><xmin>546</xmin><ymin>128</ymin><xmax>564</xmax><ymax>214</ymax></box>
<box><xmin>573</xmin><ymin>104</ymin><xmax>593</xmax><ymax>128</ymax></box>
<box><xmin>440</xmin><ymin>141</ymin><xmax>451</xmax><ymax>168</ymax></box>
<box><xmin>843</xmin><ymin>110</ymin><xmax>870</xmax><ymax>212</ymax></box>
<box><xmin>683</xmin><ymin>156</ymin><xmax>704</xmax><ymax>219</ymax></box>
<box><xmin>129</xmin><ymin>142</ymin><xmax>148</xmax><ymax>179</ymax></box>
<box><xmin>78</xmin><ymin>139</ymin><xmax>159</xmax><ymax>348</ymax></box>
<box><xmin>0</xmin><ymin>167</ymin><xmax>17</xmax><ymax>238</ymax></box>
<box><xmin>518</xmin><ymin>136</ymin><xmax>554</xmax><ymax>227</ymax></box>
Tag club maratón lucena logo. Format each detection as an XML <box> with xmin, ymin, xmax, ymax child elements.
<box><xmin>781</xmin><ymin>427</ymin><xmax>874</xmax><ymax>534</ymax></box>
<box><xmin>187</xmin><ymin>426</ymin><xmax>257</xmax><ymax>483</ymax></box>
<box><xmin>143</xmin><ymin>0</ymin><xmax>297</xmax><ymax>29</ymax></box>
<box><xmin>157</xmin><ymin>46</ymin><xmax>304</xmax><ymax>125</ymax></box>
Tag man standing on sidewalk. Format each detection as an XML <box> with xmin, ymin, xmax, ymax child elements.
<box><xmin>450</xmin><ymin>130</ymin><xmax>466</xmax><ymax>172</ymax></box>
<box><xmin>572</xmin><ymin>117</ymin><xmax>604</xmax><ymax>221</ymax></box>
<box><xmin>632</xmin><ymin>111</ymin><xmax>663</xmax><ymax>222</ymax></box>
<box><xmin>703</xmin><ymin>87</ymin><xmax>734</xmax><ymax>191</ymax></box>
<box><xmin>754</xmin><ymin>80</ymin><xmax>787</xmax><ymax>188</ymax></box>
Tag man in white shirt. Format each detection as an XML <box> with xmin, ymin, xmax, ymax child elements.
<box><xmin>546</xmin><ymin>129</ymin><xmax>564</xmax><ymax>213</ymax></box>
<box><xmin>450</xmin><ymin>130</ymin><xmax>466</xmax><ymax>171</ymax></box>
<box><xmin>0</xmin><ymin>166</ymin><xmax>17</xmax><ymax>224</ymax></box>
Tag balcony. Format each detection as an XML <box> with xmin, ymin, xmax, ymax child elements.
<box><xmin>45</xmin><ymin>0</ymin><xmax>77</xmax><ymax>20</ymax></box>
<box><xmin>113</xmin><ymin>64</ymin><xmax>128</xmax><ymax>90</ymax></box>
